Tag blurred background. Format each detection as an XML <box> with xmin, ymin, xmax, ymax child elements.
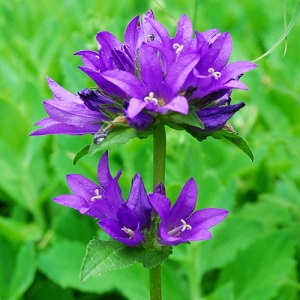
<box><xmin>1</xmin><ymin>0</ymin><xmax>300</xmax><ymax>299</ymax></box>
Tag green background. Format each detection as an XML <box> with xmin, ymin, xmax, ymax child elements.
<box><xmin>1</xmin><ymin>0</ymin><xmax>300</xmax><ymax>299</ymax></box>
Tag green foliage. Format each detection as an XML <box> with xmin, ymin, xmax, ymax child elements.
<box><xmin>1</xmin><ymin>0</ymin><xmax>300</xmax><ymax>299</ymax></box>
<box><xmin>81</xmin><ymin>238</ymin><xmax>172</xmax><ymax>282</ymax></box>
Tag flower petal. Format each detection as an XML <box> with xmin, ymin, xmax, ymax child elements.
<box><xmin>127</xmin><ymin>97</ymin><xmax>148</xmax><ymax>119</ymax></box>
<box><xmin>66</xmin><ymin>174</ymin><xmax>99</xmax><ymax>199</ymax></box>
<box><xmin>53</xmin><ymin>194</ymin><xmax>88</xmax><ymax>211</ymax></box>
<box><xmin>161</xmin><ymin>95</ymin><xmax>188</xmax><ymax>115</ymax></box>
<box><xmin>101</xmin><ymin>70</ymin><xmax>144</xmax><ymax>98</ymax></box>
<box><xmin>126</xmin><ymin>174</ymin><xmax>152</xmax><ymax>229</ymax></box>
<box><xmin>187</xmin><ymin>208</ymin><xmax>229</xmax><ymax>229</ymax></box>
<box><xmin>99</xmin><ymin>218</ymin><xmax>145</xmax><ymax>247</ymax></box>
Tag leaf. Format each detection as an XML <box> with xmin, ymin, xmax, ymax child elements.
<box><xmin>219</xmin><ymin>229</ymin><xmax>296</xmax><ymax>300</ymax></box>
<box><xmin>80</xmin><ymin>237</ymin><xmax>172</xmax><ymax>282</ymax></box>
<box><xmin>211</xmin><ymin>130</ymin><xmax>254</xmax><ymax>161</ymax></box>
<box><xmin>89</xmin><ymin>127</ymin><xmax>151</xmax><ymax>155</ymax></box>
<box><xmin>163</xmin><ymin>109</ymin><xmax>204</xmax><ymax>130</ymax></box>
<box><xmin>72</xmin><ymin>144</ymin><xmax>90</xmax><ymax>165</ymax></box>
<box><xmin>8</xmin><ymin>241</ymin><xmax>36</xmax><ymax>300</ymax></box>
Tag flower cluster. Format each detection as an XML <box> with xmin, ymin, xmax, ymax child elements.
<box><xmin>54</xmin><ymin>151</ymin><xmax>228</xmax><ymax>247</ymax></box>
<box><xmin>31</xmin><ymin>10</ymin><xmax>256</xmax><ymax>143</ymax></box>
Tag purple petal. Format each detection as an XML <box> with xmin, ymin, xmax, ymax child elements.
<box><xmin>188</xmin><ymin>208</ymin><xmax>228</xmax><ymax>229</ymax></box>
<box><xmin>149</xmin><ymin>193</ymin><xmax>171</xmax><ymax>221</ymax></box>
<box><xmin>53</xmin><ymin>194</ymin><xmax>88</xmax><ymax>211</ymax></box>
<box><xmin>101</xmin><ymin>70</ymin><xmax>144</xmax><ymax>98</ymax></box>
<box><xmin>139</xmin><ymin>43</ymin><xmax>163</xmax><ymax>91</ymax></box>
<box><xmin>197</xmin><ymin>102</ymin><xmax>245</xmax><ymax>131</ymax></box>
<box><xmin>172</xmin><ymin>14</ymin><xmax>193</xmax><ymax>45</ymax></box>
<box><xmin>144</xmin><ymin>16</ymin><xmax>171</xmax><ymax>47</ymax></box>
<box><xmin>66</xmin><ymin>174</ymin><xmax>99</xmax><ymax>199</ymax></box>
<box><xmin>163</xmin><ymin>53</ymin><xmax>199</xmax><ymax>98</ymax></box>
<box><xmin>198</xmin><ymin>32</ymin><xmax>232</xmax><ymax>71</ymax></box>
<box><xmin>161</xmin><ymin>95</ymin><xmax>188</xmax><ymax>115</ymax></box>
<box><xmin>117</xmin><ymin>204</ymin><xmax>139</xmax><ymax>229</ymax></box>
<box><xmin>124</xmin><ymin>15</ymin><xmax>139</xmax><ymax>49</ymax></box>
<box><xmin>78</xmin><ymin>67</ymin><xmax>127</xmax><ymax>98</ymax></box>
<box><xmin>43</xmin><ymin>100</ymin><xmax>101</xmax><ymax>126</ymax></box>
<box><xmin>166</xmin><ymin>178</ymin><xmax>198</xmax><ymax>227</ymax></box>
<box><xmin>99</xmin><ymin>218</ymin><xmax>145</xmax><ymax>247</ymax></box>
<box><xmin>46</xmin><ymin>77</ymin><xmax>80</xmax><ymax>103</ymax></box>
<box><xmin>30</xmin><ymin>119</ymin><xmax>100</xmax><ymax>136</ymax></box>
<box><xmin>127</xmin><ymin>98</ymin><xmax>148</xmax><ymax>119</ymax></box>
<box><xmin>97</xmin><ymin>151</ymin><xmax>113</xmax><ymax>189</ymax></box>
<box><xmin>126</xmin><ymin>174</ymin><xmax>152</xmax><ymax>229</ymax></box>
<box><xmin>74</xmin><ymin>50</ymin><xmax>101</xmax><ymax>71</ymax></box>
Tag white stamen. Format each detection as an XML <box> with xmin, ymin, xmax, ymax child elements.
<box><xmin>173</xmin><ymin>43</ymin><xmax>184</xmax><ymax>55</ymax></box>
<box><xmin>90</xmin><ymin>189</ymin><xmax>102</xmax><ymax>202</ymax></box>
<box><xmin>168</xmin><ymin>219</ymin><xmax>192</xmax><ymax>236</ymax></box>
<box><xmin>208</xmin><ymin>67</ymin><xmax>222</xmax><ymax>80</ymax></box>
<box><xmin>144</xmin><ymin>92</ymin><xmax>158</xmax><ymax>104</ymax></box>
<box><xmin>121</xmin><ymin>226</ymin><xmax>135</xmax><ymax>239</ymax></box>
<box><xmin>180</xmin><ymin>219</ymin><xmax>192</xmax><ymax>232</ymax></box>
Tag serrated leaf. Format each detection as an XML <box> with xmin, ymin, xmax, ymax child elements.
<box><xmin>89</xmin><ymin>127</ymin><xmax>151</xmax><ymax>155</ymax></box>
<box><xmin>80</xmin><ymin>239</ymin><xmax>137</xmax><ymax>282</ymax></box>
<box><xmin>211</xmin><ymin>130</ymin><xmax>254</xmax><ymax>161</ymax></box>
<box><xmin>80</xmin><ymin>237</ymin><xmax>172</xmax><ymax>282</ymax></box>
<box><xmin>73</xmin><ymin>145</ymin><xmax>90</xmax><ymax>165</ymax></box>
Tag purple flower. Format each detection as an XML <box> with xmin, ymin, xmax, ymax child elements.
<box><xmin>149</xmin><ymin>178</ymin><xmax>228</xmax><ymax>246</ymax></box>
<box><xmin>32</xmin><ymin>10</ymin><xmax>256</xmax><ymax>141</ymax></box>
<box><xmin>53</xmin><ymin>151</ymin><xmax>152</xmax><ymax>247</ymax></box>
<box><xmin>30</xmin><ymin>77</ymin><xmax>104</xmax><ymax>136</ymax></box>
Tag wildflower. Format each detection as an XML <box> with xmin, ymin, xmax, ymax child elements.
<box><xmin>149</xmin><ymin>178</ymin><xmax>228</xmax><ymax>246</ymax></box>
<box><xmin>53</xmin><ymin>151</ymin><xmax>152</xmax><ymax>246</ymax></box>
<box><xmin>32</xmin><ymin>10</ymin><xmax>256</xmax><ymax>142</ymax></box>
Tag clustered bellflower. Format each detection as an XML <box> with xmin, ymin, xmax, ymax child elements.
<box><xmin>54</xmin><ymin>152</ymin><xmax>228</xmax><ymax>247</ymax></box>
<box><xmin>31</xmin><ymin>10</ymin><xmax>256</xmax><ymax>143</ymax></box>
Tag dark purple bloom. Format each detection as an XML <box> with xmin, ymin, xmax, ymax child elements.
<box><xmin>30</xmin><ymin>77</ymin><xmax>104</xmax><ymax>136</ymax></box>
<box><xmin>32</xmin><ymin>10</ymin><xmax>256</xmax><ymax>140</ymax></box>
<box><xmin>149</xmin><ymin>178</ymin><xmax>228</xmax><ymax>246</ymax></box>
<box><xmin>53</xmin><ymin>151</ymin><xmax>152</xmax><ymax>247</ymax></box>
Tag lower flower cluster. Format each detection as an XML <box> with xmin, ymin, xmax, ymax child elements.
<box><xmin>54</xmin><ymin>151</ymin><xmax>228</xmax><ymax>247</ymax></box>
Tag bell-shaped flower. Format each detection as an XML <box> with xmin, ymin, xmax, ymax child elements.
<box><xmin>53</xmin><ymin>151</ymin><xmax>152</xmax><ymax>247</ymax></box>
<box><xmin>149</xmin><ymin>178</ymin><xmax>228</xmax><ymax>246</ymax></box>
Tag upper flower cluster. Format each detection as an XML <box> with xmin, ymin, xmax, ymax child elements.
<box><xmin>54</xmin><ymin>151</ymin><xmax>228</xmax><ymax>247</ymax></box>
<box><xmin>31</xmin><ymin>10</ymin><xmax>256</xmax><ymax>142</ymax></box>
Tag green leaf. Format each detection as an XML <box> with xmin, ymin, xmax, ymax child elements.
<box><xmin>38</xmin><ymin>239</ymin><xmax>149</xmax><ymax>298</ymax></box>
<box><xmin>89</xmin><ymin>127</ymin><xmax>151</xmax><ymax>155</ymax></box>
<box><xmin>81</xmin><ymin>237</ymin><xmax>172</xmax><ymax>282</ymax></box>
<box><xmin>211</xmin><ymin>130</ymin><xmax>254</xmax><ymax>161</ymax></box>
<box><xmin>8</xmin><ymin>241</ymin><xmax>36</xmax><ymax>300</ymax></box>
<box><xmin>72</xmin><ymin>144</ymin><xmax>90</xmax><ymax>165</ymax></box>
<box><xmin>219</xmin><ymin>229</ymin><xmax>296</xmax><ymax>300</ymax></box>
<box><xmin>163</xmin><ymin>109</ymin><xmax>204</xmax><ymax>130</ymax></box>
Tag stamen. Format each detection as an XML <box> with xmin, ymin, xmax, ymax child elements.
<box><xmin>180</xmin><ymin>219</ymin><xmax>192</xmax><ymax>232</ymax></box>
<box><xmin>90</xmin><ymin>189</ymin><xmax>102</xmax><ymax>202</ymax></box>
<box><xmin>173</xmin><ymin>43</ymin><xmax>184</xmax><ymax>55</ymax></box>
<box><xmin>144</xmin><ymin>92</ymin><xmax>158</xmax><ymax>104</ymax></box>
<box><xmin>121</xmin><ymin>226</ymin><xmax>135</xmax><ymax>239</ymax></box>
<box><xmin>208</xmin><ymin>67</ymin><xmax>221</xmax><ymax>80</ymax></box>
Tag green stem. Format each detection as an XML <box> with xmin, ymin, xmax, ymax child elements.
<box><xmin>153</xmin><ymin>122</ymin><xmax>166</xmax><ymax>188</ymax></box>
<box><xmin>149</xmin><ymin>122</ymin><xmax>166</xmax><ymax>300</ymax></box>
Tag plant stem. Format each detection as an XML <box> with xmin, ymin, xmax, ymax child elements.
<box><xmin>153</xmin><ymin>122</ymin><xmax>166</xmax><ymax>188</ymax></box>
<box><xmin>149</xmin><ymin>122</ymin><xmax>166</xmax><ymax>300</ymax></box>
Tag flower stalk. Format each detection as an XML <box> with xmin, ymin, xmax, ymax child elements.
<box><xmin>150</xmin><ymin>122</ymin><xmax>166</xmax><ymax>300</ymax></box>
